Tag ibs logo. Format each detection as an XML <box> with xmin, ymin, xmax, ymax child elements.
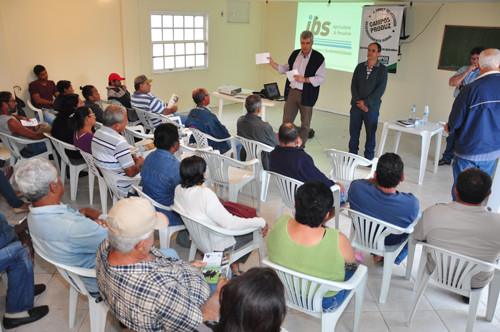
<box><xmin>306</xmin><ymin>15</ymin><xmax>331</xmax><ymax>37</ymax></box>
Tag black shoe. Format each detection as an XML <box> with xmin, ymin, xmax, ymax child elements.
<box><xmin>438</xmin><ymin>158</ymin><xmax>451</xmax><ymax>166</ymax></box>
<box><xmin>308</xmin><ymin>128</ymin><xmax>315</xmax><ymax>139</ymax></box>
<box><xmin>3</xmin><ymin>305</ymin><xmax>49</xmax><ymax>329</ymax></box>
<box><xmin>34</xmin><ymin>284</ymin><xmax>46</xmax><ymax>296</ymax></box>
<box><xmin>176</xmin><ymin>230</ymin><xmax>191</xmax><ymax>248</ymax></box>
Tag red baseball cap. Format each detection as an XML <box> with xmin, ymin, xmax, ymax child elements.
<box><xmin>108</xmin><ymin>73</ymin><xmax>125</xmax><ymax>82</ymax></box>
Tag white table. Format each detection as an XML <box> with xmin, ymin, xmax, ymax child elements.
<box><xmin>377</xmin><ymin>120</ymin><xmax>444</xmax><ymax>185</ymax></box>
<box><xmin>212</xmin><ymin>90</ymin><xmax>284</xmax><ymax>121</ymax></box>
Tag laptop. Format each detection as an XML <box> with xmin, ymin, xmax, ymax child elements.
<box><xmin>263</xmin><ymin>82</ymin><xmax>285</xmax><ymax>101</ymax></box>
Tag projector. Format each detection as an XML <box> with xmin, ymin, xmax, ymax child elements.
<box><xmin>217</xmin><ymin>85</ymin><xmax>242</xmax><ymax>96</ymax></box>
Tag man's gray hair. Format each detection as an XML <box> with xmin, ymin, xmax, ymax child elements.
<box><xmin>107</xmin><ymin>215</ymin><xmax>154</xmax><ymax>253</ymax></box>
<box><xmin>103</xmin><ymin>105</ymin><xmax>126</xmax><ymax>127</ymax></box>
<box><xmin>245</xmin><ymin>94</ymin><xmax>262</xmax><ymax>114</ymax></box>
<box><xmin>300</xmin><ymin>30</ymin><xmax>314</xmax><ymax>42</ymax></box>
<box><xmin>479</xmin><ymin>48</ymin><xmax>500</xmax><ymax>70</ymax></box>
<box><xmin>15</xmin><ymin>158</ymin><xmax>58</xmax><ymax>203</ymax></box>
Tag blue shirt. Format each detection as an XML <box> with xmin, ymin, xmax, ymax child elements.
<box><xmin>348</xmin><ymin>179</ymin><xmax>419</xmax><ymax>245</ymax></box>
<box><xmin>141</xmin><ymin>149</ymin><xmax>183</xmax><ymax>226</ymax></box>
<box><xmin>27</xmin><ymin>204</ymin><xmax>108</xmax><ymax>294</ymax></box>
<box><xmin>131</xmin><ymin>92</ymin><xmax>166</xmax><ymax>127</ymax></box>
<box><xmin>451</xmin><ymin>66</ymin><xmax>480</xmax><ymax>98</ymax></box>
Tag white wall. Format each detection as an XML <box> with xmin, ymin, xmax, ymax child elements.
<box><xmin>262</xmin><ymin>1</ymin><xmax>500</xmax><ymax>123</ymax></box>
<box><xmin>0</xmin><ymin>0</ymin><xmax>498</xmax><ymax>123</ymax></box>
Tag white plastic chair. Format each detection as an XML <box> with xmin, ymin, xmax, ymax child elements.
<box><xmin>348</xmin><ymin>208</ymin><xmax>419</xmax><ymax>303</ymax></box>
<box><xmin>268</xmin><ymin>171</ymin><xmax>341</xmax><ymax>229</ymax></box>
<box><xmin>174</xmin><ymin>208</ymin><xmax>265</xmax><ymax>264</ymax></box>
<box><xmin>408</xmin><ymin>243</ymin><xmax>499</xmax><ymax>332</ymax></box>
<box><xmin>44</xmin><ymin>133</ymin><xmax>87</xmax><ymax>200</ymax></box>
<box><xmin>97</xmin><ymin>166</ymin><xmax>141</xmax><ymax>204</ymax></box>
<box><xmin>200</xmin><ymin>150</ymin><xmax>259</xmax><ymax>207</ymax></box>
<box><xmin>189</xmin><ymin>128</ymin><xmax>237</xmax><ymax>158</ymax></box>
<box><xmin>123</xmin><ymin>125</ymin><xmax>153</xmax><ymax>146</ymax></box>
<box><xmin>133</xmin><ymin>108</ymin><xmax>156</xmax><ymax>133</ymax></box>
<box><xmin>323</xmin><ymin>148</ymin><xmax>376</xmax><ymax>184</ymax></box>
<box><xmin>262</xmin><ymin>257</ymin><xmax>368</xmax><ymax>332</ymax></box>
<box><xmin>78</xmin><ymin>150</ymin><xmax>109</xmax><ymax>213</ymax></box>
<box><xmin>133</xmin><ymin>185</ymin><xmax>185</xmax><ymax>249</ymax></box>
<box><xmin>27</xmin><ymin>99</ymin><xmax>45</xmax><ymax>125</ymax></box>
<box><xmin>33</xmin><ymin>242</ymin><xmax>108</xmax><ymax>332</ymax></box>
<box><xmin>0</xmin><ymin>132</ymin><xmax>57</xmax><ymax>183</ymax></box>
<box><xmin>236</xmin><ymin>136</ymin><xmax>274</xmax><ymax>202</ymax></box>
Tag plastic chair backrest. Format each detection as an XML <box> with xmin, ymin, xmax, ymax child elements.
<box><xmin>79</xmin><ymin>150</ymin><xmax>101</xmax><ymax>179</ymax></box>
<box><xmin>132</xmin><ymin>185</ymin><xmax>172</xmax><ymax>211</ymax></box>
<box><xmin>133</xmin><ymin>108</ymin><xmax>156</xmax><ymax>132</ymax></box>
<box><xmin>348</xmin><ymin>209</ymin><xmax>411</xmax><ymax>252</ymax></box>
<box><xmin>44</xmin><ymin>133</ymin><xmax>77</xmax><ymax>165</ymax></box>
<box><xmin>323</xmin><ymin>148</ymin><xmax>373</xmax><ymax>183</ymax></box>
<box><xmin>97</xmin><ymin>166</ymin><xmax>141</xmax><ymax>200</ymax></box>
<box><xmin>268</xmin><ymin>171</ymin><xmax>303</xmax><ymax>211</ymax></box>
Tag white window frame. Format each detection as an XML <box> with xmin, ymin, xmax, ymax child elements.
<box><xmin>150</xmin><ymin>11</ymin><xmax>209</xmax><ymax>73</ymax></box>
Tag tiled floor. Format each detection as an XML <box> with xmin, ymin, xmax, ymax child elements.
<box><xmin>1</xmin><ymin>103</ymin><xmax>499</xmax><ymax>331</ymax></box>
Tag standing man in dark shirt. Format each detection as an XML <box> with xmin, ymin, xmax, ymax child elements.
<box><xmin>268</xmin><ymin>30</ymin><xmax>326</xmax><ymax>148</ymax></box>
<box><xmin>28</xmin><ymin>65</ymin><xmax>58</xmax><ymax>125</ymax></box>
<box><xmin>349</xmin><ymin>42</ymin><xmax>388</xmax><ymax>160</ymax></box>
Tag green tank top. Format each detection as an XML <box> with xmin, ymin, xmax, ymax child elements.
<box><xmin>267</xmin><ymin>215</ymin><xmax>345</xmax><ymax>297</ymax></box>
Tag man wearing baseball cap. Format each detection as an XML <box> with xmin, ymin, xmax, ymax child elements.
<box><xmin>95</xmin><ymin>197</ymin><xmax>226</xmax><ymax>331</ymax></box>
<box><xmin>106</xmin><ymin>73</ymin><xmax>131</xmax><ymax>108</ymax></box>
<box><xmin>131</xmin><ymin>74</ymin><xmax>187</xmax><ymax>127</ymax></box>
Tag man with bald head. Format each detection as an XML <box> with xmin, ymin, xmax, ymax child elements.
<box><xmin>447</xmin><ymin>48</ymin><xmax>500</xmax><ymax>199</ymax></box>
<box><xmin>186</xmin><ymin>88</ymin><xmax>238</xmax><ymax>155</ymax></box>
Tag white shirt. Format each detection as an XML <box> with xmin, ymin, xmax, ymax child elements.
<box><xmin>278</xmin><ymin>50</ymin><xmax>326</xmax><ymax>89</ymax></box>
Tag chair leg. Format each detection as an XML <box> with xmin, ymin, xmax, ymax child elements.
<box><xmin>413</xmin><ymin>251</ymin><xmax>428</xmax><ymax>291</ymax></box>
<box><xmin>159</xmin><ymin>228</ymin><xmax>170</xmax><ymax>249</ymax></box>
<box><xmin>188</xmin><ymin>241</ymin><xmax>197</xmax><ymax>261</ymax></box>
<box><xmin>260</xmin><ymin>171</ymin><xmax>270</xmax><ymax>202</ymax></box>
<box><xmin>406</xmin><ymin>235</ymin><xmax>416</xmax><ymax>280</ymax></box>
<box><xmin>276</xmin><ymin>203</ymin><xmax>285</xmax><ymax>221</ymax></box>
<box><xmin>98</xmin><ymin>178</ymin><xmax>108</xmax><ymax>214</ymax></box>
<box><xmin>60</xmin><ymin>161</ymin><xmax>67</xmax><ymax>186</ymax></box>
<box><xmin>379</xmin><ymin>252</ymin><xmax>396</xmax><ymax>303</ymax></box>
<box><xmin>486</xmin><ymin>272</ymin><xmax>500</xmax><ymax>321</ymax></box>
<box><xmin>88</xmin><ymin>299</ymin><xmax>108</xmax><ymax>332</ymax></box>
<box><xmin>466</xmin><ymin>290</ymin><xmax>482</xmax><ymax>332</ymax></box>
<box><xmin>70</xmin><ymin>166</ymin><xmax>78</xmax><ymax>200</ymax></box>
<box><xmin>407</xmin><ymin>270</ymin><xmax>431</xmax><ymax>326</ymax></box>
<box><xmin>88</xmin><ymin>174</ymin><xmax>95</xmax><ymax>205</ymax></box>
<box><xmin>69</xmin><ymin>286</ymin><xmax>78</xmax><ymax>328</ymax></box>
<box><xmin>353</xmin><ymin>272</ymin><xmax>368</xmax><ymax>332</ymax></box>
<box><xmin>228</xmin><ymin>186</ymin><xmax>238</xmax><ymax>203</ymax></box>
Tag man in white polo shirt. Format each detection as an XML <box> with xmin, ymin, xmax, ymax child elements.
<box><xmin>92</xmin><ymin>105</ymin><xmax>143</xmax><ymax>195</ymax></box>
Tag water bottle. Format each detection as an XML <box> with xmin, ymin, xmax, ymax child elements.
<box><xmin>410</xmin><ymin>105</ymin><xmax>416</xmax><ymax>120</ymax></box>
<box><xmin>422</xmin><ymin>106</ymin><xmax>429</xmax><ymax>125</ymax></box>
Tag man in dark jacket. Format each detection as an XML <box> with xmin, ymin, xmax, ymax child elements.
<box><xmin>349</xmin><ymin>42</ymin><xmax>388</xmax><ymax>160</ymax></box>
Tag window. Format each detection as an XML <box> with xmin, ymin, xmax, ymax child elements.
<box><xmin>150</xmin><ymin>12</ymin><xmax>208</xmax><ymax>73</ymax></box>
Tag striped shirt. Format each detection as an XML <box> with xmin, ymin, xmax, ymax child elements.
<box><xmin>131</xmin><ymin>92</ymin><xmax>165</xmax><ymax>127</ymax></box>
<box><xmin>91</xmin><ymin>126</ymin><xmax>135</xmax><ymax>195</ymax></box>
<box><xmin>96</xmin><ymin>240</ymin><xmax>210</xmax><ymax>332</ymax></box>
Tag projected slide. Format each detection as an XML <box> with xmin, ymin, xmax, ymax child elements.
<box><xmin>295</xmin><ymin>2</ymin><xmax>373</xmax><ymax>73</ymax></box>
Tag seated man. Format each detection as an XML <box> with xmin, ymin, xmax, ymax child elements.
<box><xmin>92</xmin><ymin>105</ymin><xmax>143</xmax><ymax>195</ymax></box>
<box><xmin>348</xmin><ymin>152</ymin><xmax>419</xmax><ymax>262</ymax></box>
<box><xmin>130</xmin><ymin>75</ymin><xmax>185</xmax><ymax>126</ymax></box>
<box><xmin>0</xmin><ymin>210</ymin><xmax>49</xmax><ymax>329</ymax></box>
<box><xmin>141</xmin><ymin>123</ymin><xmax>183</xmax><ymax>226</ymax></box>
<box><xmin>0</xmin><ymin>91</ymin><xmax>50</xmax><ymax>158</ymax></box>
<box><xmin>269</xmin><ymin>123</ymin><xmax>346</xmax><ymax>198</ymax></box>
<box><xmin>106</xmin><ymin>73</ymin><xmax>131</xmax><ymax>108</ymax></box>
<box><xmin>15</xmin><ymin>158</ymin><xmax>108</xmax><ymax>297</ymax></box>
<box><xmin>28</xmin><ymin>65</ymin><xmax>58</xmax><ymax>124</ymax></box>
<box><xmin>187</xmin><ymin>88</ymin><xmax>241</xmax><ymax>157</ymax></box>
<box><xmin>414</xmin><ymin>168</ymin><xmax>500</xmax><ymax>291</ymax></box>
<box><xmin>95</xmin><ymin>197</ymin><xmax>224</xmax><ymax>331</ymax></box>
<box><xmin>237</xmin><ymin>94</ymin><xmax>279</xmax><ymax>167</ymax></box>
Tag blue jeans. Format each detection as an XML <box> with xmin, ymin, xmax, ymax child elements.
<box><xmin>452</xmin><ymin>156</ymin><xmax>497</xmax><ymax>200</ymax></box>
<box><xmin>442</xmin><ymin>132</ymin><xmax>455</xmax><ymax>163</ymax></box>
<box><xmin>0</xmin><ymin>239</ymin><xmax>34</xmax><ymax>313</ymax></box>
<box><xmin>20</xmin><ymin>142</ymin><xmax>48</xmax><ymax>158</ymax></box>
<box><xmin>41</xmin><ymin>109</ymin><xmax>57</xmax><ymax>125</ymax></box>
<box><xmin>0</xmin><ymin>172</ymin><xmax>24</xmax><ymax>208</ymax></box>
<box><xmin>322</xmin><ymin>268</ymin><xmax>355</xmax><ymax>312</ymax></box>
<box><xmin>349</xmin><ymin>108</ymin><xmax>379</xmax><ymax>160</ymax></box>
